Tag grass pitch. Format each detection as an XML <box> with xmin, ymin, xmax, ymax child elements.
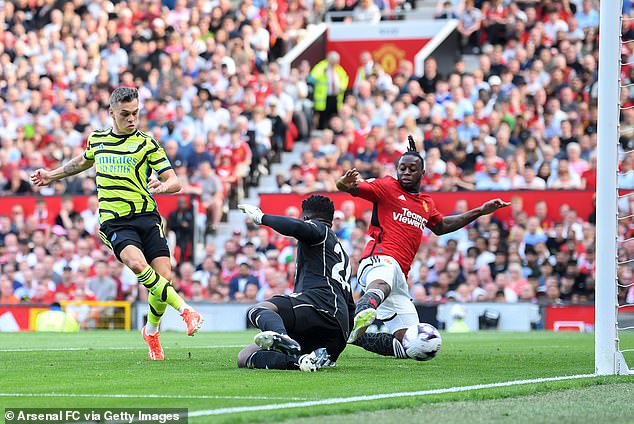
<box><xmin>0</xmin><ymin>331</ymin><xmax>633</xmax><ymax>423</ymax></box>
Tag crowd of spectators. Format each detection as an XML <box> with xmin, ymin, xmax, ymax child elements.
<box><xmin>0</xmin><ymin>0</ymin><xmax>628</xmax><ymax>315</ymax></box>
<box><xmin>278</xmin><ymin>1</ymin><xmax>615</xmax><ymax>197</ymax></box>
<box><xmin>269</xmin><ymin>0</ymin><xmax>631</xmax><ymax>305</ymax></box>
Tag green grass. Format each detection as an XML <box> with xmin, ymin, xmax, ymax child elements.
<box><xmin>0</xmin><ymin>331</ymin><xmax>633</xmax><ymax>423</ymax></box>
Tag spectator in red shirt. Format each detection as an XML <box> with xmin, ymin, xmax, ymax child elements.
<box><xmin>581</xmin><ymin>152</ymin><xmax>597</xmax><ymax>191</ymax></box>
<box><xmin>0</xmin><ymin>276</ymin><xmax>20</xmax><ymax>304</ymax></box>
<box><xmin>229</xmin><ymin>128</ymin><xmax>252</xmax><ymax>178</ymax></box>
<box><xmin>54</xmin><ymin>266</ymin><xmax>76</xmax><ymax>300</ymax></box>
<box><xmin>220</xmin><ymin>253</ymin><xmax>240</xmax><ymax>284</ymax></box>
<box><xmin>376</xmin><ymin>135</ymin><xmax>401</xmax><ymax>169</ymax></box>
<box><xmin>175</xmin><ymin>261</ymin><xmax>195</xmax><ymax>300</ymax></box>
<box><xmin>30</xmin><ymin>282</ymin><xmax>56</xmax><ymax>305</ymax></box>
<box><xmin>483</xmin><ymin>0</ymin><xmax>508</xmax><ymax>45</ymax></box>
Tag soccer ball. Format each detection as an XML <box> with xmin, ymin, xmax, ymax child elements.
<box><xmin>401</xmin><ymin>323</ymin><xmax>442</xmax><ymax>361</ymax></box>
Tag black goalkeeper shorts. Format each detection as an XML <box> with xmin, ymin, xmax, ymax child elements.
<box><xmin>99</xmin><ymin>212</ymin><xmax>170</xmax><ymax>263</ymax></box>
<box><xmin>268</xmin><ymin>294</ymin><xmax>347</xmax><ymax>361</ymax></box>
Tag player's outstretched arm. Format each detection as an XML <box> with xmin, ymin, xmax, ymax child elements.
<box><xmin>429</xmin><ymin>198</ymin><xmax>510</xmax><ymax>235</ymax></box>
<box><xmin>238</xmin><ymin>204</ymin><xmax>322</xmax><ymax>243</ymax></box>
<box><xmin>149</xmin><ymin>169</ymin><xmax>182</xmax><ymax>195</ymax></box>
<box><xmin>336</xmin><ymin>168</ymin><xmax>361</xmax><ymax>195</ymax></box>
<box><xmin>30</xmin><ymin>154</ymin><xmax>94</xmax><ymax>187</ymax></box>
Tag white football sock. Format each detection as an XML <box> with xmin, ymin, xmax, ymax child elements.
<box><xmin>146</xmin><ymin>323</ymin><xmax>159</xmax><ymax>335</ymax></box>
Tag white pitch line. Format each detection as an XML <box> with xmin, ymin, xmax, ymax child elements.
<box><xmin>0</xmin><ymin>345</ymin><xmax>243</xmax><ymax>352</ymax></box>
<box><xmin>0</xmin><ymin>393</ymin><xmax>309</xmax><ymax>401</ymax></box>
<box><xmin>189</xmin><ymin>373</ymin><xmax>597</xmax><ymax>417</ymax></box>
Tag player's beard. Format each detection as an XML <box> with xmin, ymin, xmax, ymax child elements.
<box><xmin>399</xmin><ymin>177</ymin><xmax>420</xmax><ymax>193</ymax></box>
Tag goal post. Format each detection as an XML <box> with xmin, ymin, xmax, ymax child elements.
<box><xmin>595</xmin><ymin>0</ymin><xmax>632</xmax><ymax>375</ymax></box>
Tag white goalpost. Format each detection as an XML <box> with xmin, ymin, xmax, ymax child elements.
<box><xmin>595</xmin><ymin>0</ymin><xmax>633</xmax><ymax>375</ymax></box>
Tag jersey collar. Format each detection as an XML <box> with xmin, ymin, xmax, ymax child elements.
<box><xmin>109</xmin><ymin>129</ymin><xmax>138</xmax><ymax>139</ymax></box>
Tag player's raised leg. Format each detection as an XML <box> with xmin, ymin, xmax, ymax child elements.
<box><xmin>351</xmin><ymin>294</ymin><xmax>418</xmax><ymax>359</ymax></box>
<box><xmin>151</xmin><ymin>256</ymin><xmax>203</xmax><ymax>336</ymax></box>
<box><xmin>348</xmin><ymin>257</ymin><xmax>395</xmax><ymax>342</ymax></box>
<box><xmin>122</xmin><ymin>246</ymin><xmax>203</xmax><ymax>336</ymax></box>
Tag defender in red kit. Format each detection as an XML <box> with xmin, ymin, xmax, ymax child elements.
<box><xmin>336</xmin><ymin>136</ymin><xmax>509</xmax><ymax>359</ymax></box>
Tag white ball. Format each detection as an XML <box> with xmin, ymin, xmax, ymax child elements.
<box><xmin>401</xmin><ymin>323</ymin><xmax>442</xmax><ymax>361</ymax></box>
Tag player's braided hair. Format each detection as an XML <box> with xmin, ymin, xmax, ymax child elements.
<box><xmin>302</xmin><ymin>194</ymin><xmax>335</xmax><ymax>223</ymax></box>
<box><xmin>109</xmin><ymin>87</ymin><xmax>138</xmax><ymax>107</ymax></box>
<box><xmin>401</xmin><ymin>135</ymin><xmax>425</xmax><ymax>171</ymax></box>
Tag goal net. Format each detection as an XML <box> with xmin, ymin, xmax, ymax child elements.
<box><xmin>60</xmin><ymin>301</ymin><xmax>131</xmax><ymax>331</ymax></box>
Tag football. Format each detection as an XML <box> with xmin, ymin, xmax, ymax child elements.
<box><xmin>402</xmin><ymin>323</ymin><xmax>442</xmax><ymax>361</ymax></box>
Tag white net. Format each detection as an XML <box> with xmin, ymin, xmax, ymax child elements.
<box><xmin>616</xmin><ymin>4</ymin><xmax>634</xmax><ymax>373</ymax></box>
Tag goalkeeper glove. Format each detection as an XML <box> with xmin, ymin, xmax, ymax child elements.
<box><xmin>237</xmin><ymin>204</ymin><xmax>264</xmax><ymax>225</ymax></box>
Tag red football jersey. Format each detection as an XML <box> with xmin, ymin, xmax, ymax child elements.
<box><xmin>353</xmin><ymin>177</ymin><xmax>443</xmax><ymax>276</ymax></box>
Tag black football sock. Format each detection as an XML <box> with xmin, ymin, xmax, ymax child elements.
<box><xmin>247</xmin><ymin>307</ymin><xmax>288</xmax><ymax>334</ymax></box>
<box><xmin>355</xmin><ymin>288</ymin><xmax>385</xmax><ymax>314</ymax></box>
<box><xmin>352</xmin><ymin>333</ymin><xmax>408</xmax><ymax>358</ymax></box>
<box><xmin>246</xmin><ymin>350</ymin><xmax>299</xmax><ymax>370</ymax></box>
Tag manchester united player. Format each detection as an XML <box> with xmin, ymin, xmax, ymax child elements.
<box><xmin>336</xmin><ymin>136</ymin><xmax>509</xmax><ymax>358</ymax></box>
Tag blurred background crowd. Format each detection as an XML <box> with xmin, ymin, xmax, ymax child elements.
<box><xmin>0</xmin><ymin>0</ymin><xmax>630</xmax><ymax>313</ymax></box>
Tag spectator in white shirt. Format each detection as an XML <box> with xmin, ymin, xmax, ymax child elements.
<box><xmin>458</xmin><ymin>0</ymin><xmax>482</xmax><ymax>53</ymax></box>
<box><xmin>249</xmin><ymin>18</ymin><xmax>270</xmax><ymax>71</ymax></box>
<box><xmin>543</xmin><ymin>9</ymin><xmax>568</xmax><ymax>43</ymax></box>
<box><xmin>521</xmin><ymin>166</ymin><xmax>547</xmax><ymax>190</ymax></box>
<box><xmin>80</xmin><ymin>195</ymin><xmax>100</xmax><ymax>235</ymax></box>
<box><xmin>353</xmin><ymin>0</ymin><xmax>381</xmax><ymax>23</ymax></box>
<box><xmin>575</xmin><ymin>0</ymin><xmax>600</xmax><ymax>30</ymax></box>
<box><xmin>100</xmin><ymin>37</ymin><xmax>128</xmax><ymax>85</ymax></box>
<box><xmin>57</xmin><ymin>120</ymin><xmax>83</xmax><ymax>148</ymax></box>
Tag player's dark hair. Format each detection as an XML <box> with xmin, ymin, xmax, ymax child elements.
<box><xmin>400</xmin><ymin>135</ymin><xmax>425</xmax><ymax>171</ymax></box>
<box><xmin>109</xmin><ymin>87</ymin><xmax>138</xmax><ymax>107</ymax></box>
<box><xmin>302</xmin><ymin>194</ymin><xmax>335</xmax><ymax>223</ymax></box>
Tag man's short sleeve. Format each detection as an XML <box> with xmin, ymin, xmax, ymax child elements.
<box><xmin>148</xmin><ymin>139</ymin><xmax>172</xmax><ymax>174</ymax></box>
<box><xmin>427</xmin><ymin>198</ymin><xmax>443</xmax><ymax>228</ymax></box>
<box><xmin>83</xmin><ymin>137</ymin><xmax>94</xmax><ymax>161</ymax></box>
<box><xmin>354</xmin><ymin>178</ymin><xmax>387</xmax><ymax>203</ymax></box>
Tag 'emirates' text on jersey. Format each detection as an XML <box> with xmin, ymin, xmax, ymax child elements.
<box><xmin>293</xmin><ymin>219</ymin><xmax>353</xmax><ymax>335</ymax></box>
<box><xmin>83</xmin><ymin>129</ymin><xmax>172</xmax><ymax>224</ymax></box>
<box><xmin>353</xmin><ymin>177</ymin><xmax>443</xmax><ymax>276</ymax></box>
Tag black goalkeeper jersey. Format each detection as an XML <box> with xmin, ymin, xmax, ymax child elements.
<box><xmin>261</xmin><ymin>215</ymin><xmax>355</xmax><ymax>335</ymax></box>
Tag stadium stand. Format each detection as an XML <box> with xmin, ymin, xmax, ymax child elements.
<box><xmin>0</xmin><ymin>0</ymin><xmax>619</xmax><ymax>312</ymax></box>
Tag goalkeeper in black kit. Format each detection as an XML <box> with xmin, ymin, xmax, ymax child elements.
<box><xmin>236</xmin><ymin>195</ymin><xmax>355</xmax><ymax>371</ymax></box>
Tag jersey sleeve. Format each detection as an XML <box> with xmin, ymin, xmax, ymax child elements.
<box><xmin>83</xmin><ymin>135</ymin><xmax>95</xmax><ymax>161</ymax></box>
<box><xmin>147</xmin><ymin>139</ymin><xmax>172</xmax><ymax>174</ymax></box>
<box><xmin>353</xmin><ymin>178</ymin><xmax>387</xmax><ymax>203</ymax></box>
<box><xmin>261</xmin><ymin>215</ymin><xmax>325</xmax><ymax>245</ymax></box>
<box><xmin>427</xmin><ymin>198</ymin><xmax>444</xmax><ymax>228</ymax></box>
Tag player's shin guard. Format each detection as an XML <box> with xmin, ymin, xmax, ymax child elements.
<box><xmin>352</xmin><ymin>333</ymin><xmax>409</xmax><ymax>358</ymax></box>
<box><xmin>355</xmin><ymin>288</ymin><xmax>385</xmax><ymax>314</ymax></box>
<box><xmin>246</xmin><ymin>350</ymin><xmax>300</xmax><ymax>370</ymax></box>
<box><xmin>136</xmin><ymin>266</ymin><xmax>184</xmax><ymax>311</ymax></box>
<box><xmin>146</xmin><ymin>292</ymin><xmax>167</xmax><ymax>334</ymax></box>
<box><xmin>247</xmin><ymin>306</ymin><xmax>288</xmax><ymax>334</ymax></box>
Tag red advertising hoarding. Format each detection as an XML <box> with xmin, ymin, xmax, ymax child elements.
<box><xmin>0</xmin><ymin>195</ymin><xmax>182</xmax><ymax>225</ymax></box>
<box><xmin>544</xmin><ymin>305</ymin><xmax>634</xmax><ymax>331</ymax></box>
<box><xmin>0</xmin><ymin>305</ymin><xmax>49</xmax><ymax>331</ymax></box>
<box><xmin>259</xmin><ymin>190</ymin><xmax>595</xmax><ymax>223</ymax></box>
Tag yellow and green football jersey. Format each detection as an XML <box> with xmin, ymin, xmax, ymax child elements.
<box><xmin>83</xmin><ymin>129</ymin><xmax>172</xmax><ymax>224</ymax></box>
